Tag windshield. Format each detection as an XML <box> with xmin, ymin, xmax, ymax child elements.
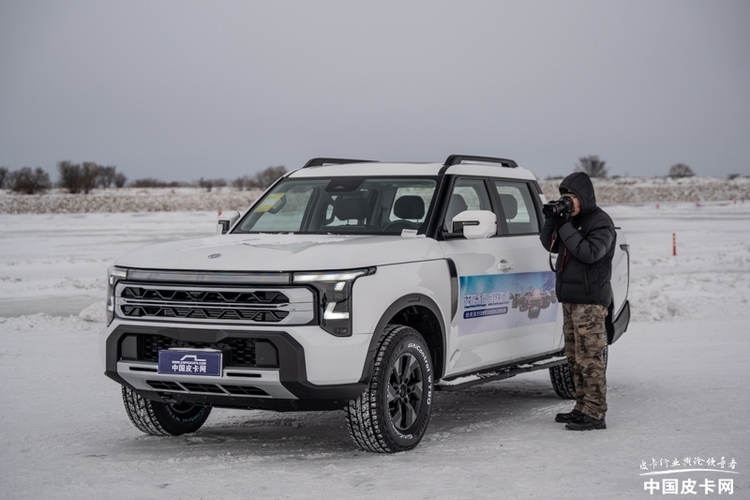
<box><xmin>234</xmin><ymin>177</ymin><xmax>438</xmax><ymax>235</ymax></box>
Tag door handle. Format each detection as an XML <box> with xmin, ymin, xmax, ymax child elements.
<box><xmin>498</xmin><ymin>260</ymin><xmax>515</xmax><ymax>272</ymax></box>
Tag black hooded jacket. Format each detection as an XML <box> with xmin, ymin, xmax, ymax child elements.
<box><xmin>540</xmin><ymin>172</ymin><xmax>615</xmax><ymax>307</ymax></box>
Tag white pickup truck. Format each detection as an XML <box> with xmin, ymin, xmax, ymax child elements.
<box><xmin>101</xmin><ymin>155</ymin><xmax>630</xmax><ymax>452</ymax></box>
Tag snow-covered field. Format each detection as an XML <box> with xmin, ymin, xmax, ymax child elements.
<box><xmin>1</xmin><ymin>201</ymin><xmax>749</xmax><ymax>499</ymax></box>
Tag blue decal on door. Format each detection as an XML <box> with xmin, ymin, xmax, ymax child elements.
<box><xmin>458</xmin><ymin>271</ymin><xmax>557</xmax><ymax>336</ymax></box>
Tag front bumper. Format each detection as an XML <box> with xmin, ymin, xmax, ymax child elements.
<box><xmin>101</xmin><ymin>320</ymin><xmax>370</xmax><ymax>411</ymax></box>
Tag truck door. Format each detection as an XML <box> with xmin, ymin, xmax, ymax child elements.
<box><xmin>438</xmin><ymin>177</ymin><xmax>515</xmax><ymax>376</ymax></box>
<box><xmin>492</xmin><ymin>179</ymin><xmax>563</xmax><ymax>359</ymax></box>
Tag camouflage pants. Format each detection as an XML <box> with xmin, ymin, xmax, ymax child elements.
<box><xmin>562</xmin><ymin>303</ymin><xmax>608</xmax><ymax>420</ymax></box>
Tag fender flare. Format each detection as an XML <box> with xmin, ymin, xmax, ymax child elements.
<box><xmin>357</xmin><ymin>293</ymin><xmax>447</xmax><ymax>384</ymax></box>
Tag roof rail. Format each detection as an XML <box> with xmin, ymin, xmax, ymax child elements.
<box><xmin>444</xmin><ymin>155</ymin><xmax>518</xmax><ymax>169</ymax></box>
<box><xmin>302</xmin><ymin>158</ymin><xmax>377</xmax><ymax>169</ymax></box>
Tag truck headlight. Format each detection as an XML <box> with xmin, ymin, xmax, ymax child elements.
<box><xmin>293</xmin><ymin>268</ymin><xmax>375</xmax><ymax>337</ymax></box>
<box><xmin>106</xmin><ymin>267</ymin><xmax>128</xmax><ymax>325</ymax></box>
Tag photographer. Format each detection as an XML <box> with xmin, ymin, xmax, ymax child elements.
<box><xmin>540</xmin><ymin>172</ymin><xmax>616</xmax><ymax>431</ymax></box>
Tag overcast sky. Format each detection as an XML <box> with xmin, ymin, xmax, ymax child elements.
<box><xmin>1</xmin><ymin>1</ymin><xmax>749</xmax><ymax>182</ymax></box>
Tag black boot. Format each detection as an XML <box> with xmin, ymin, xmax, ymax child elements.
<box><xmin>565</xmin><ymin>414</ymin><xmax>606</xmax><ymax>431</ymax></box>
<box><xmin>555</xmin><ymin>409</ymin><xmax>584</xmax><ymax>423</ymax></box>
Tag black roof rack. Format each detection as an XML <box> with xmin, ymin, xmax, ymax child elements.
<box><xmin>302</xmin><ymin>158</ymin><xmax>377</xmax><ymax>169</ymax></box>
<box><xmin>444</xmin><ymin>155</ymin><xmax>518</xmax><ymax>169</ymax></box>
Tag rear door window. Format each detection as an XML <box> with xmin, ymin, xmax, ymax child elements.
<box><xmin>493</xmin><ymin>181</ymin><xmax>540</xmax><ymax>235</ymax></box>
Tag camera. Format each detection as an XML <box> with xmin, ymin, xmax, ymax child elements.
<box><xmin>542</xmin><ymin>197</ymin><xmax>574</xmax><ymax>218</ymax></box>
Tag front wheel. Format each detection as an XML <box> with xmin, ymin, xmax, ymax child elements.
<box><xmin>345</xmin><ymin>325</ymin><xmax>433</xmax><ymax>453</ymax></box>
<box><xmin>122</xmin><ymin>386</ymin><xmax>212</xmax><ymax>436</ymax></box>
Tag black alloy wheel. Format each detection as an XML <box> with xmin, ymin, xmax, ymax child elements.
<box><xmin>387</xmin><ymin>352</ymin><xmax>425</xmax><ymax>431</ymax></box>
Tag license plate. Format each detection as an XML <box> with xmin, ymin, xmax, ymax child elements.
<box><xmin>158</xmin><ymin>349</ymin><xmax>222</xmax><ymax>377</ymax></box>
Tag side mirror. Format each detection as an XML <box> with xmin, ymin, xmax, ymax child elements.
<box><xmin>217</xmin><ymin>211</ymin><xmax>241</xmax><ymax>234</ymax></box>
<box><xmin>452</xmin><ymin>210</ymin><xmax>496</xmax><ymax>239</ymax></box>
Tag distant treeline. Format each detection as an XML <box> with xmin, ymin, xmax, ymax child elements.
<box><xmin>0</xmin><ymin>163</ymin><xmax>287</xmax><ymax>195</ymax></box>
<box><xmin>3</xmin><ymin>156</ymin><xmax>743</xmax><ymax>196</ymax></box>
<box><xmin>562</xmin><ymin>155</ymin><xmax>703</xmax><ymax>180</ymax></box>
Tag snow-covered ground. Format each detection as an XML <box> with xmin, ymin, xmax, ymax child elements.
<box><xmin>1</xmin><ymin>202</ymin><xmax>748</xmax><ymax>499</ymax></box>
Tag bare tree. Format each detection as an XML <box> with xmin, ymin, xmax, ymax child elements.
<box><xmin>198</xmin><ymin>177</ymin><xmax>214</xmax><ymax>192</ymax></box>
<box><xmin>668</xmin><ymin>163</ymin><xmax>695</xmax><ymax>178</ymax></box>
<box><xmin>195</xmin><ymin>178</ymin><xmax>226</xmax><ymax>191</ymax></box>
<box><xmin>250</xmin><ymin>165</ymin><xmax>287</xmax><ymax>189</ymax></box>
<box><xmin>98</xmin><ymin>165</ymin><xmax>117</xmax><ymax>188</ymax></box>
<box><xmin>114</xmin><ymin>172</ymin><xmax>127</xmax><ymax>188</ymax></box>
<box><xmin>133</xmin><ymin>178</ymin><xmax>173</xmax><ymax>188</ymax></box>
<box><xmin>10</xmin><ymin>167</ymin><xmax>51</xmax><ymax>194</ymax></box>
<box><xmin>231</xmin><ymin>176</ymin><xmax>249</xmax><ymax>191</ymax></box>
<box><xmin>58</xmin><ymin>161</ymin><xmax>82</xmax><ymax>193</ymax></box>
<box><xmin>575</xmin><ymin>155</ymin><xmax>608</xmax><ymax>178</ymax></box>
<box><xmin>0</xmin><ymin>166</ymin><xmax>8</xmax><ymax>189</ymax></box>
<box><xmin>58</xmin><ymin>161</ymin><xmax>107</xmax><ymax>193</ymax></box>
<box><xmin>80</xmin><ymin>162</ymin><xmax>100</xmax><ymax>194</ymax></box>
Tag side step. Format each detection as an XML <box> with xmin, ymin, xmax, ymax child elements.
<box><xmin>435</xmin><ymin>356</ymin><xmax>567</xmax><ymax>392</ymax></box>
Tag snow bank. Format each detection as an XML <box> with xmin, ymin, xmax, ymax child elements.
<box><xmin>0</xmin><ymin>187</ymin><xmax>264</xmax><ymax>214</ymax></box>
<box><xmin>538</xmin><ymin>176</ymin><xmax>750</xmax><ymax>204</ymax></box>
<box><xmin>2</xmin><ymin>177</ymin><xmax>750</xmax><ymax>214</ymax></box>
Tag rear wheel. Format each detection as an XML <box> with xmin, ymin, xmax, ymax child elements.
<box><xmin>549</xmin><ymin>346</ymin><xmax>608</xmax><ymax>399</ymax></box>
<box><xmin>345</xmin><ymin>325</ymin><xmax>433</xmax><ymax>453</ymax></box>
<box><xmin>122</xmin><ymin>386</ymin><xmax>212</xmax><ymax>436</ymax></box>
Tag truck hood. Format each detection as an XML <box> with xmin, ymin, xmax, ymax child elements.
<box><xmin>115</xmin><ymin>233</ymin><xmax>445</xmax><ymax>272</ymax></box>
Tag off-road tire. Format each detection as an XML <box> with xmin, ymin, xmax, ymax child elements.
<box><xmin>345</xmin><ymin>325</ymin><xmax>433</xmax><ymax>453</ymax></box>
<box><xmin>549</xmin><ymin>346</ymin><xmax>609</xmax><ymax>399</ymax></box>
<box><xmin>122</xmin><ymin>386</ymin><xmax>212</xmax><ymax>436</ymax></box>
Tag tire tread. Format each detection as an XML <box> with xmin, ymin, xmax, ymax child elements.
<box><xmin>121</xmin><ymin>386</ymin><xmax>211</xmax><ymax>436</ymax></box>
<box><xmin>345</xmin><ymin>324</ymin><xmax>431</xmax><ymax>453</ymax></box>
<box><xmin>122</xmin><ymin>386</ymin><xmax>170</xmax><ymax>436</ymax></box>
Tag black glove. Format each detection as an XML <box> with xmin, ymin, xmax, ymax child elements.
<box><xmin>552</xmin><ymin>212</ymin><xmax>570</xmax><ymax>229</ymax></box>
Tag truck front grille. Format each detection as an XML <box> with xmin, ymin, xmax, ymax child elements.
<box><xmin>115</xmin><ymin>282</ymin><xmax>314</xmax><ymax>325</ymax></box>
<box><xmin>122</xmin><ymin>287</ymin><xmax>289</xmax><ymax>305</ymax></box>
<box><xmin>121</xmin><ymin>304</ymin><xmax>289</xmax><ymax>322</ymax></box>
